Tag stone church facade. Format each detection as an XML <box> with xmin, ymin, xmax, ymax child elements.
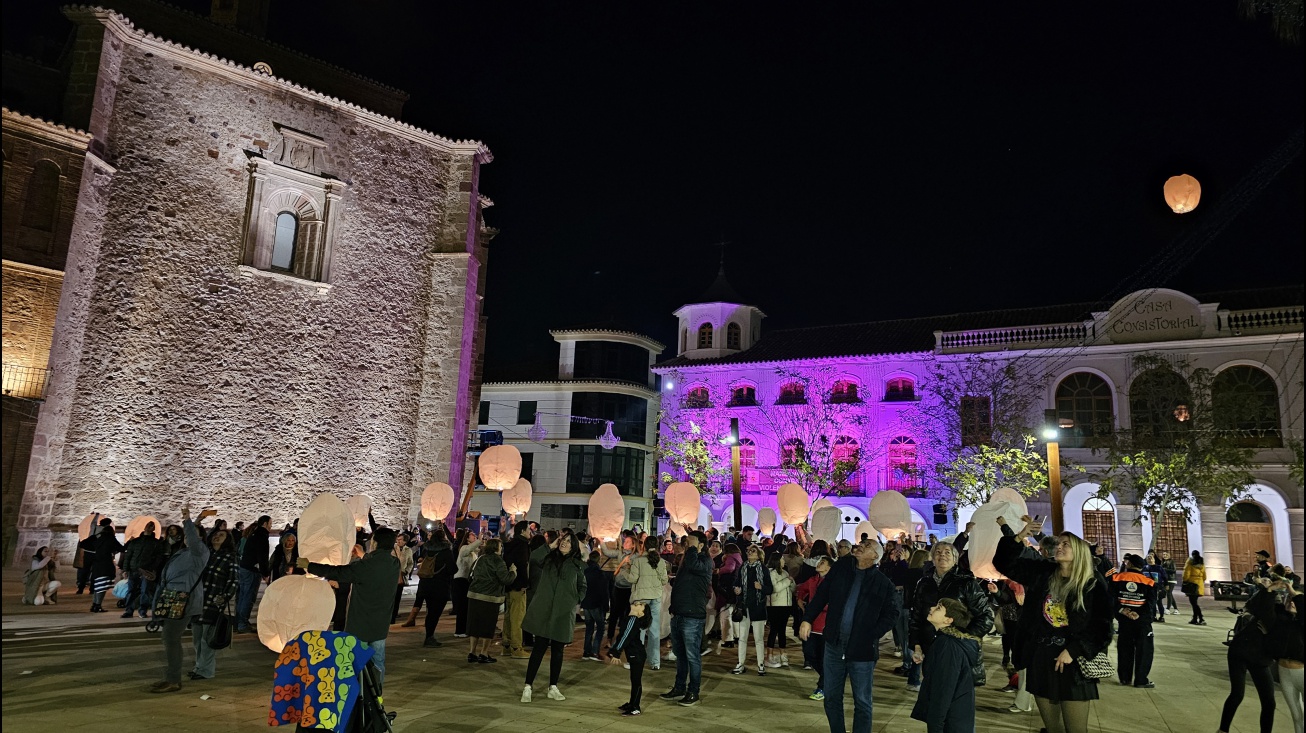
<box><xmin>2</xmin><ymin>4</ymin><xmax>494</xmax><ymax>562</ymax></box>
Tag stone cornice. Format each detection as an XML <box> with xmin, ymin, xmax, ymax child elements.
<box><xmin>549</xmin><ymin>329</ymin><xmax>666</xmax><ymax>353</ymax></box>
<box><xmin>65</xmin><ymin>7</ymin><xmax>492</xmax><ymax>163</ymax></box>
<box><xmin>1</xmin><ymin>107</ymin><xmax>92</xmax><ymax>150</ymax></box>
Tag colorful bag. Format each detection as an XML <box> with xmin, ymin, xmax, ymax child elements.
<box><xmin>112</xmin><ymin>579</ymin><xmax>130</xmax><ymax>599</ymax></box>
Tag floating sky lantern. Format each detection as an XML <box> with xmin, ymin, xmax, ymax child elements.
<box><xmin>1164</xmin><ymin>174</ymin><xmax>1201</xmax><ymax>214</ymax></box>
<box><xmin>868</xmin><ymin>491</ymin><xmax>912</xmax><ymax>540</ymax></box>
<box><xmin>811</xmin><ymin>498</ymin><xmax>835</xmax><ymax>516</ymax></box>
<box><xmin>811</xmin><ymin>505</ymin><xmax>842</xmax><ymax>543</ymax></box>
<box><xmin>777</xmin><ymin>483</ymin><xmax>811</xmax><ymax>525</ymax></box>
<box><xmin>421</xmin><ymin>482</ymin><xmax>456</xmax><ymax>522</ymax></box>
<box><xmin>78</xmin><ymin>512</ymin><xmax>110</xmax><ymax>540</ymax></box>
<box><xmin>257</xmin><ymin>575</ymin><xmax>336</xmax><ymax>653</ymax></box>
<box><xmin>665</xmin><ymin>482</ymin><xmax>701</xmax><ymax>526</ymax></box>
<box><xmin>501</xmin><ymin>478</ymin><xmax>533</xmax><ymax>518</ymax></box>
<box><xmin>853</xmin><ymin>520</ymin><xmax>878</xmax><ymax>543</ymax></box>
<box><xmin>478</xmin><ymin>444</ymin><xmax>522</xmax><ymax>491</ymax></box>
<box><xmin>989</xmin><ymin>488</ymin><xmax>1028</xmax><ymax>519</ymax></box>
<box><xmin>125</xmin><ymin>515</ymin><xmax>162</xmax><ymax>540</ymax></box>
<box><xmin>967</xmin><ymin>499</ymin><xmax>1026</xmax><ymax>580</ymax></box>
<box><xmin>345</xmin><ymin>495</ymin><xmax>372</xmax><ymax>529</ymax></box>
<box><xmin>298</xmin><ymin>493</ymin><xmax>356</xmax><ymax>566</ymax></box>
<box><xmin>588</xmin><ymin>483</ymin><xmax>626</xmax><ymax>541</ymax></box>
<box><xmin>757</xmin><ymin>507</ymin><xmax>777</xmax><ymax>536</ymax></box>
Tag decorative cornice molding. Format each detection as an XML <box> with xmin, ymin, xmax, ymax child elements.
<box><xmin>1</xmin><ymin>107</ymin><xmax>93</xmax><ymax>149</ymax></box>
<box><xmin>64</xmin><ymin>7</ymin><xmax>492</xmax><ymax>162</ymax></box>
<box><xmin>549</xmin><ymin>329</ymin><xmax>666</xmax><ymax>353</ymax></box>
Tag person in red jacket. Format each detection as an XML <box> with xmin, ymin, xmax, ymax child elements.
<box><xmin>796</xmin><ymin>556</ymin><xmax>833</xmax><ymax>701</ymax></box>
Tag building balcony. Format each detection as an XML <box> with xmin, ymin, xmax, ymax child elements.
<box><xmin>2</xmin><ymin>363</ymin><xmax>51</xmax><ymax>401</ymax></box>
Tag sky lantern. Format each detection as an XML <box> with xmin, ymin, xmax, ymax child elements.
<box><xmin>989</xmin><ymin>487</ymin><xmax>1029</xmax><ymax>519</ymax></box>
<box><xmin>1164</xmin><ymin>174</ymin><xmax>1200</xmax><ymax>213</ymax></box>
<box><xmin>78</xmin><ymin>512</ymin><xmax>110</xmax><ymax>540</ymax></box>
<box><xmin>125</xmin><ymin>515</ymin><xmax>162</xmax><ymax>540</ymax></box>
<box><xmin>757</xmin><ymin>507</ymin><xmax>777</xmax><ymax>536</ymax></box>
<box><xmin>967</xmin><ymin>499</ymin><xmax>1026</xmax><ymax>580</ymax></box>
<box><xmin>853</xmin><ymin>520</ymin><xmax>878</xmax><ymax>543</ymax></box>
<box><xmin>588</xmin><ymin>483</ymin><xmax>626</xmax><ymax>541</ymax></box>
<box><xmin>811</xmin><ymin>498</ymin><xmax>835</xmax><ymax>515</ymax></box>
<box><xmin>867</xmin><ymin>491</ymin><xmax>912</xmax><ymax>540</ymax></box>
<box><xmin>777</xmin><ymin>483</ymin><xmax>811</xmax><ymax>525</ymax></box>
<box><xmin>478</xmin><ymin>444</ymin><xmax>522</xmax><ymax>491</ymax></box>
<box><xmin>345</xmin><ymin>495</ymin><xmax>372</xmax><ymax>529</ymax></box>
<box><xmin>297</xmin><ymin>493</ymin><xmax>356</xmax><ymax>566</ymax></box>
<box><xmin>421</xmin><ymin>482</ymin><xmax>456</xmax><ymax>522</ymax></box>
<box><xmin>811</xmin><ymin>505</ymin><xmax>842</xmax><ymax>543</ymax></box>
<box><xmin>257</xmin><ymin>575</ymin><xmax>336</xmax><ymax>653</ymax></box>
<box><xmin>501</xmin><ymin>478</ymin><xmax>533</xmax><ymax>518</ymax></box>
<box><xmin>664</xmin><ymin>482</ymin><xmax>701</xmax><ymax>525</ymax></box>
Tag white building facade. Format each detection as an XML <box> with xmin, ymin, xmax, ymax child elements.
<box><xmin>653</xmin><ymin>283</ymin><xmax>1303</xmax><ymax>582</ymax></box>
<box><xmin>469</xmin><ymin>329</ymin><xmax>663</xmax><ymax>532</ymax></box>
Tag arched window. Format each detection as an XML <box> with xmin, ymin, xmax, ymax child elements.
<box><xmin>1129</xmin><ymin>368</ymin><xmax>1190</xmax><ymax>448</ymax></box>
<box><xmin>780</xmin><ymin>438</ymin><xmax>805</xmax><ymax>468</ymax></box>
<box><xmin>21</xmin><ymin>159</ymin><xmax>60</xmax><ymax>232</ymax></box>
<box><xmin>1150</xmin><ymin>511</ymin><xmax>1189</xmax><ymax>564</ymax></box>
<box><xmin>887</xmin><ymin>436</ymin><xmax>918</xmax><ymax>490</ymax></box>
<box><xmin>1055</xmin><ymin>372</ymin><xmax>1114</xmax><ymax>448</ymax></box>
<box><xmin>738</xmin><ymin>438</ymin><xmax>757</xmax><ymax>468</ymax></box>
<box><xmin>832</xmin><ymin>436</ymin><xmax>860</xmax><ymax>467</ymax></box>
<box><xmin>1081</xmin><ymin>497</ymin><xmax>1117</xmax><ymax>563</ymax></box>
<box><xmin>680</xmin><ymin>329</ymin><xmax>687</xmax><ymax>353</ymax></box>
<box><xmin>885</xmin><ymin>377</ymin><xmax>915</xmax><ymax>402</ymax></box>
<box><xmin>726</xmin><ymin>322</ymin><xmax>742</xmax><ymax>350</ymax></box>
<box><xmin>684</xmin><ymin>386</ymin><xmax>711</xmax><ymax>409</ymax></box>
<box><xmin>777</xmin><ymin>382</ymin><xmax>806</xmax><ymax>405</ymax></box>
<box><xmin>1212</xmin><ymin>366</ymin><xmax>1282</xmax><ymax>447</ymax></box>
<box><xmin>697</xmin><ymin>323</ymin><xmax>714</xmax><ymax>349</ymax></box>
<box><xmin>830</xmin><ymin>380</ymin><xmax>860</xmax><ymax>404</ymax></box>
<box><xmin>271</xmin><ymin>211</ymin><xmax>298</xmax><ymax>271</ymax></box>
<box><xmin>728</xmin><ymin>385</ymin><xmax>757</xmax><ymax>407</ymax></box>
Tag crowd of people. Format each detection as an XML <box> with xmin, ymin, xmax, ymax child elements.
<box><xmin>21</xmin><ymin>508</ymin><xmax>1305</xmax><ymax>732</ymax></box>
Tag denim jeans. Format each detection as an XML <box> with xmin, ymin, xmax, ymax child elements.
<box><xmin>892</xmin><ymin>603</ymin><xmax>909</xmax><ymax>651</ymax></box>
<box><xmin>193</xmin><ymin>621</ymin><xmax>219</xmax><ymax>678</ymax></box>
<box><xmin>641</xmin><ymin>596</ymin><xmax>662</xmax><ymax>668</ymax></box>
<box><xmin>370</xmin><ymin>639</ymin><xmax>386</xmax><ymax>690</ymax></box>
<box><xmin>583</xmin><ymin>608</ymin><xmax>606</xmax><ymax>657</ymax></box>
<box><xmin>235</xmin><ymin>567</ymin><xmax>260</xmax><ymax>628</ymax></box>
<box><xmin>823</xmin><ymin>638</ymin><xmax>875</xmax><ymax>733</ymax></box>
<box><xmin>125</xmin><ymin>571</ymin><xmax>154</xmax><ymax>615</ymax></box>
<box><xmin>670</xmin><ymin>615</ymin><xmax>704</xmax><ymax>695</ymax></box>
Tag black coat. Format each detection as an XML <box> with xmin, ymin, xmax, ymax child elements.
<box><xmin>910</xmin><ymin>566</ymin><xmax>995</xmax><ymax>649</ymax></box>
<box><xmin>802</xmin><ymin>556</ymin><xmax>901</xmax><ymax>662</ymax></box>
<box><xmin>993</xmin><ymin>533</ymin><xmax>1113</xmax><ymax>662</ymax></box>
<box><xmin>669</xmin><ymin>547</ymin><xmax>712</xmax><ymax>619</ymax></box>
<box><xmin>239</xmin><ymin>526</ymin><xmax>270</xmax><ymax>576</ymax></box>
<box><xmin>732</xmin><ymin>562</ymin><xmax>773</xmax><ymax>620</ymax></box>
<box><xmin>79</xmin><ymin>530</ymin><xmax>124</xmax><ymax>577</ymax></box>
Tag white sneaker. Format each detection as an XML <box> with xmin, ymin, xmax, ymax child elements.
<box><xmin>1008</xmin><ymin>704</ymin><xmax>1031</xmax><ymax>713</ymax></box>
<box><xmin>521</xmin><ymin>685</ymin><xmax>532</xmax><ymax>703</ymax></box>
<box><xmin>765</xmin><ymin>656</ymin><xmax>782</xmax><ymax>669</ymax></box>
<box><xmin>547</xmin><ymin>685</ymin><xmax>566</xmax><ymax>701</ymax></box>
<box><xmin>731</xmin><ymin>664</ymin><xmax>744</xmax><ymax>675</ymax></box>
<box><xmin>780</xmin><ymin>654</ymin><xmax>789</xmax><ymax>668</ymax></box>
<box><xmin>623</xmin><ymin>662</ymin><xmax>631</xmax><ymax>669</ymax></box>
<box><xmin>667</xmin><ymin>650</ymin><xmax>677</xmax><ymax>661</ymax></box>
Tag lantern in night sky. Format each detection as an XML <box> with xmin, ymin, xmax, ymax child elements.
<box><xmin>125</xmin><ymin>515</ymin><xmax>162</xmax><ymax>540</ymax></box>
<box><xmin>79</xmin><ymin>512</ymin><xmax>110</xmax><ymax>540</ymax></box>
<box><xmin>421</xmin><ymin>482</ymin><xmax>456</xmax><ymax>522</ymax></box>
<box><xmin>478</xmin><ymin>444</ymin><xmax>522</xmax><ymax>491</ymax></box>
<box><xmin>777</xmin><ymin>483</ymin><xmax>811</xmax><ymax>525</ymax></box>
<box><xmin>868</xmin><ymin>491</ymin><xmax>912</xmax><ymax>540</ymax></box>
<box><xmin>501</xmin><ymin>478</ymin><xmax>533</xmax><ymax>517</ymax></box>
<box><xmin>811</xmin><ymin>505</ymin><xmax>842</xmax><ymax>543</ymax></box>
<box><xmin>853</xmin><ymin>520</ymin><xmax>878</xmax><ymax>543</ymax></box>
<box><xmin>1164</xmin><ymin>174</ymin><xmax>1201</xmax><ymax>213</ymax></box>
<box><xmin>298</xmin><ymin>493</ymin><xmax>355</xmax><ymax>566</ymax></box>
<box><xmin>588</xmin><ymin>483</ymin><xmax>626</xmax><ymax>541</ymax></box>
<box><xmin>665</xmin><ymin>482</ymin><xmax>701</xmax><ymax>526</ymax></box>
<box><xmin>345</xmin><ymin>495</ymin><xmax>372</xmax><ymax>529</ymax></box>
<box><xmin>757</xmin><ymin>507</ymin><xmax>777</xmax><ymax>536</ymax></box>
<box><xmin>967</xmin><ymin>499</ymin><xmax>1026</xmax><ymax>580</ymax></box>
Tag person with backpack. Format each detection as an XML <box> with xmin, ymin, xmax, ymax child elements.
<box><xmin>1219</xmin><ymin>578</ymin><xmax>1280</xmax><ymax>733</ymax></box>
<box><xmin>415</xmin><ymin>526</ymin><xmax>454</xmax><ymax>647</ymax></box>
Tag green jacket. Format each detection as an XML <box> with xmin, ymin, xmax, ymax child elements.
<box><xmin>467</xmin><ymin>552</ymin><xmax>515</xmax><ymax>603</ymax></box>
<box><xmin>308</xmin><ymin>551</ymin><xmax>399</xmax><ymax>643</ymax></box>
<box><xmin>522</xmin><ymin>544</ymin><xmax>587</xmax><ymax>643</ymax></box>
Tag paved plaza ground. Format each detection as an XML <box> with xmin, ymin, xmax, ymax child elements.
<box><xmin>1</xmin><ymin>567</ymin><xmax>1296</xmax><ymax>733</ymax></box>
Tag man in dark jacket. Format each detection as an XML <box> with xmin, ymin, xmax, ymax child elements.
<box><xmin>1110</xmin><ymin>554</ymin><xmax>1157</xmax><ymax>688</ymax></box>
<box><xmin>661</xmin><ymin>531</ymin><xmax>712</xmax><ymax>707</ymax></box>
<box><xmin>909</xmin><ymin>542</ymin><xmax>994</xmax><ymax>673</ymax></box>
<box><xmin>120</xmin><ymin>522</ymin><xmax>163</xmax><ymax>619</ymax></box>
<box><xmin>302</xmin><ymin>527</ymin><xmax>401</xmax><ymax>688</ymax></box>
<box><xmin>800</xmin><ymin>538</ymin><xmax>901</xmax><ymax>733</ymax></box>
<box><xmin>235</xmin><ymin>515</ymin><xmax>271</xmax><ymax>633</ymax></box>
<box><xmin>503</xmin><ymin>521</ymin><xmax>532</xmax><ymax>658</ymax></box>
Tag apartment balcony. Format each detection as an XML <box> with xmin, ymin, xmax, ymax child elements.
<box><xmin>2</xmin><ymin>363</ymin><xmax>51</xmax><ymax>401</ymax></box>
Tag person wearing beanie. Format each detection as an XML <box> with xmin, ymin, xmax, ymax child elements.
<box><xmin>301</xmin><ymin>526</ymin><xmax>401</xmax><ymax>689</ymax></box>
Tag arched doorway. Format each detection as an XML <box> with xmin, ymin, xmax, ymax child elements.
<box><xmin>1225</xmin><ymin>502</ymin><xmax>1274</xmax><ymax>579</ymax></box>
<box><xmin>1081</xmin><ymin>497</ymin><xmax>1118</xmax><ymax>562</ymax></box>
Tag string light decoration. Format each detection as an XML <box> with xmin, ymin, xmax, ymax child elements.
<box><xmin>523</xmin><ymin>412</ymin><xmax>622</xmax><ymax>449</ymax></box>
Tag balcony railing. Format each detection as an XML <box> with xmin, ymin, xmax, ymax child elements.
<box><xmin>1221</xmin><ymin>306</ymin><xmax>1304</xmax><ymax>335</ymax></box>
<box><xmin>2</xmin><ymin>363</ymin><xmax>51</xmax><ymax>400</ymax></box>
<box><xmin>937</xmin><ymin>322</ymin><xmax>1089</xmax><ymax>353</ymax></box>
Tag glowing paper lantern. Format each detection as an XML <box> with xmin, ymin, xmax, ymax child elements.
<box><xmin>478</xmin><ymin>444</ymin><xmax>522</xmax><ymax>492</ymax></box>
<box><xmin>125</xmin><ymin>515</ymin><xmax>162</xmax><ymax>540</ymax></box>
<box><xmin>345</xmin><ymin>495</ymin><xmax>372</xmax><ymax>529</ymax></box>
<box><xmin>988</xmin><ymin>488</ymin><xmax>1028</xmax><ymax>520</ymax></box>
<box><xmin>664</xmin><ymin>482</ymin><xmax>701</xmax><ymax>525</ymax></box>
<box><xmin>257</xmin><ymin>575</ymin><xmax>336</xmax><ymax>653</ymax></box>
<box><xmin>853</xmin><ymin>520</ymin><xmax>878</xmax><ymax>543</ymax></box>
<box><xmin>421</xmin><ymin>482</ymin><xmax>456</xmax><ymax>522</ymax></box>
<box><xmin>587</xmin><ymin>483</ymin><xmax>626</xmax><ymax>541</ymax></box>
<box><xmin>1163</xmin><ymin>174</ymin><xmax>1200</xmax><ymax>214</ymax></box>
<box><xmin>867</xmin><ymin>491</ymin><xmax>912</xmax><ymax>540</ymax></box>
<box><xmin>777</xmin><ymin>483</ymin><xmax>811</xmax><ymax>525</ymax></box>
<box><xmin>667</xmin><ymin>520</ymin><xmax>687</xmax><ymax>537</ymax></box>
<box><xmin>811</xmin><ymin>505</ymin><xmax>842</xmax><ymax>543</ymax></box>
<box><xmin>967</xmin><ymin>499</ymin><xmax>1026</xmax><ymax>580</ymax></box>
<box><xmin>78</xmin><ymin>513</ymin><xmax>111</xmax><ymax>540</ymax></box>
<box><xmin>501</xmin><ymin>478</ymin><xmax>533</xmax><ymax>517</ymax></box>
<box><xmin>757</xmin><ymin>507</ymin><xmax>777</xmax><ymax>536</ymax></box>
<box><xmin>297</xmin><ymin>493</ymin><xmax>356</xmax><ymax>567</ymax></box>
<box><xmin>811</xmin><ymin>498</ymin><xmax>835</xmax><ymax>516</ymax></box>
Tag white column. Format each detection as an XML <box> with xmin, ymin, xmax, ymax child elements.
<box><xmin>1199</xmin><ymin>505</ymin><xmax>1230</xmax><ymax>582</ymax></box>
<box><xmin>1288</xmin><ymin>507</ymin><xmax>1304</xmax><ymax>574</ymax></box>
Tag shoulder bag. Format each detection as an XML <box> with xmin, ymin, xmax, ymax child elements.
<box><xmin>153</xmin><ymin>554</ymin><xmax>210</xmax><ymax>621</ymax></box>
<box><xmin>1075</xmin><ymin>651</ymin><xmax>1115</xmax><ymax>679</ymax></box>
<box><xmin>209</xmin><ymin>595</ymin><xmax>235</xmax><ymax>650</ymax></box>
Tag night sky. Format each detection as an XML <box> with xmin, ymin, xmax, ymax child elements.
<box><xmin>5</xmin><ymin>1</ymin><xmax>1303</xmax><ymax>379</ymax></box>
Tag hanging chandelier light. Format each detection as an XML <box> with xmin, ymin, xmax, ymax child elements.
<box><xmin>526</xmin><ymin>413</ymin><xmax>547</xmax><ymax>442</ymax></box>
<box><xmin>599</xmin><ymin>420</ymin><xmax>621</xmax><ymax>450</ymax></box>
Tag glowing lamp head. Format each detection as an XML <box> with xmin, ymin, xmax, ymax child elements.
<box><xmin>664</xmin><ymin>381</ymin><xmax>674</xmax><ymax>390</ymax></box>
<box><xmin>1042</xmin><ymin>427</ymin><xmax>1059</xmax><ymax>441</ymax></box>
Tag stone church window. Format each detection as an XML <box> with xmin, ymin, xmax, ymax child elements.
<box><xmin>271</xmin><ymin>212</ymin><xmax>298</xmax><ymax>271</ymax></box>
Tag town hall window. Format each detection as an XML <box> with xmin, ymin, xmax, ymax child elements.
<box><xmin>685</xmin><ymin>386</ymin><xmax>711</xmax><ymax>409</ymax></box>
<box><xmin>728</xmin><ymin>385</ymin><xmax>757</xmax><ymax>407</ymax></box>
<box><xmin>830</xmin><ymin>380</ymin><xmax>860</xmax><ymax>403</ymax></box>
<box><xmin>726</xmin><ymin>322</ymin><xmax>742</xmax><ymax>349</ymax></box>
<box><xmin>697</xmin><ymin>323</ymin><xmax>714</xmax><ymax>349</ymax></box>
<box><xmin>885</xmin><ymin>377</ymin><xmax>915</xmax><ymax>402</ymax></box>
<box><xmin>777</xmin><ymin>382</ymin><xmax>806</xmax><ymax>405</ymax></box>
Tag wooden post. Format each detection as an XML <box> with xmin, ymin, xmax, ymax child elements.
<box><xmin>1048</xmin><ymin>440</ymin><xmax>1063</xmax><ymax>535</ymax></box>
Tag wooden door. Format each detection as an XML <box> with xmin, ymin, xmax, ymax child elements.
<box><xmin>1082</xmin><ymin>510</ymin><xmax>1117</xmax><ymax>563</ymax></box>
<box><xmin>1226</xmin><ymin>522</ymin><xmax>1275</xmax><ymax>579</ymax></box>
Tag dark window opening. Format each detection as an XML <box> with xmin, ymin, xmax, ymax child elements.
<box><xmin>960</xmin><ymin>396</ymin><xmax>992</xmax><ymax>447</ymax></box>
<box><xmin>517</xmin><ymin>400</ymin><xmax>537</xmax><ymax>425</ymax></box>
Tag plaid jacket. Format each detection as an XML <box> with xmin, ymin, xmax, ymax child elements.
<box><xmin>200</xmin><ymin>549</ymin><xmax>239</xmax><ymax>621</ymax></box>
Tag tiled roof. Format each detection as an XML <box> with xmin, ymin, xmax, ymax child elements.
<box><xmin>654</xmin><ymin>285</ymin><xmax>1304</xmax><ymax>369</ymax></box>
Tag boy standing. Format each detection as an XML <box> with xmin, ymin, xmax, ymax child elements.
<box><xmin>910</xmin><ymin>598</ymin><xmax>978</xmax><ymax>733</ymax></box>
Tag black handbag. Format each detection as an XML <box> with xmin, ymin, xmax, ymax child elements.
<box><xmin>731</xmin><ymin>605</ymin><xmax>745</xmax><ymax>623</ymax></box>
<box><xmin>210</xmin><ymin>596</ymin><xmax>234</xmax><ymax>650</ymax></box>
<box><xmin>1181</xmin><ymin>581</ymin><xmax>1198</xmax><ymax>595</ymax></box>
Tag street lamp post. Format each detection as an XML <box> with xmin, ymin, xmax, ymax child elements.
<box><xmin>1043</xmin><ymin>409</ymin><xmax>1073</xmax><ymax>535</ymax></box>
<box><xmin>725</xmin><ymin>418</ymin><xmax>742</xmax><ymax>530</ymax></box>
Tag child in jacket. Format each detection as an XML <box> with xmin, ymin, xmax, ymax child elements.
<box><xmin>910</xmin><ymin>598</ymin><xmax>978</xmax><ymax>733</ymax></box>
<box><xmin>608</xmin><ymin>600</ymin><xmax>651</xmax><ymax>716</ymax></box>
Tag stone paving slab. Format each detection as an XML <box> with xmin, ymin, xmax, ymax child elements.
<box><xmin>1</xmin><ymin>568</ymin><xmax>1293</xmax><ymax>732</ymax></box>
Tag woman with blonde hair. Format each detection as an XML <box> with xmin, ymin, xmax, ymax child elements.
<box><xmin>994</xmin><ymin>515</ymin><xmax>1112</xmax><ymax>733</ymax></box>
